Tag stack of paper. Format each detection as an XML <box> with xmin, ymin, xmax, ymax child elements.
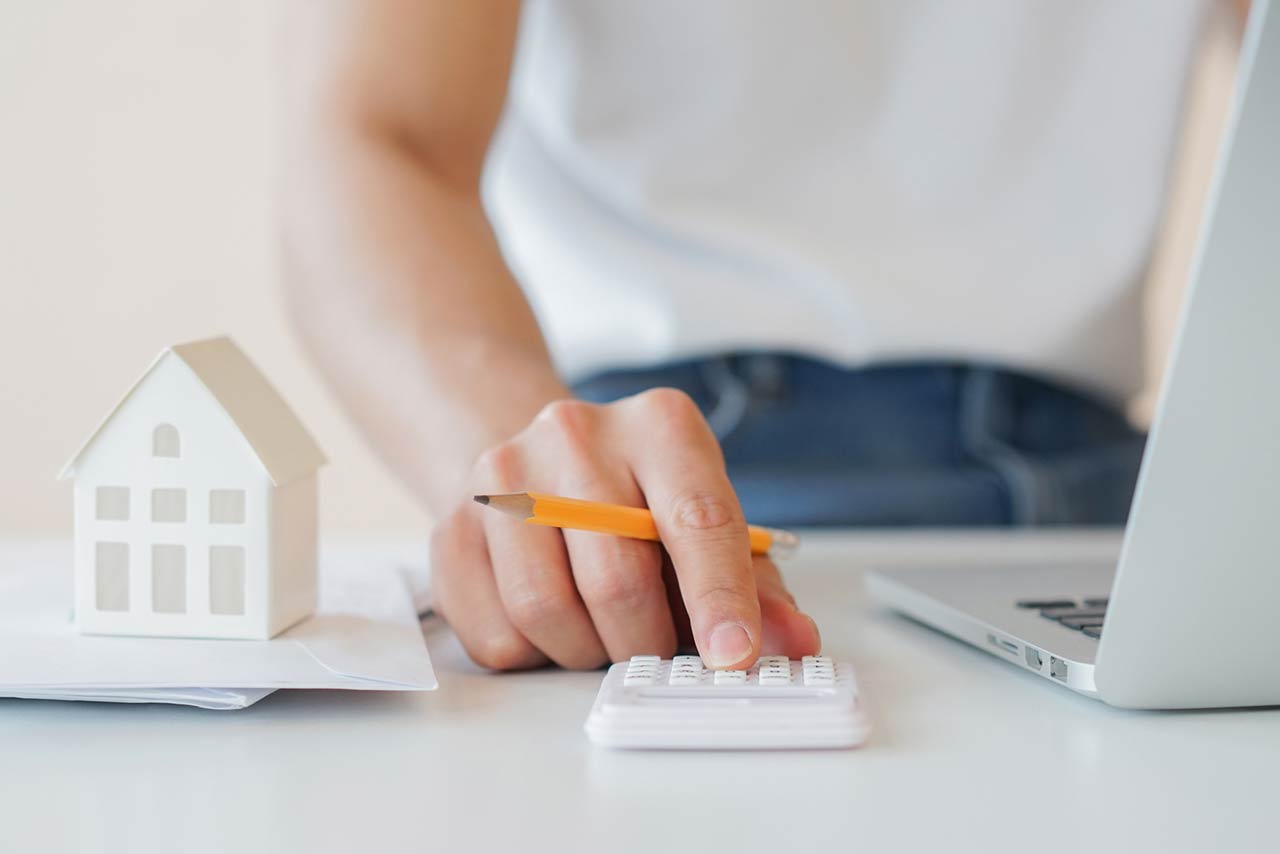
<box><xmin>0</xmin><ymin>548</ymin><xmax>437</xmax><ymax>709</ymax></box>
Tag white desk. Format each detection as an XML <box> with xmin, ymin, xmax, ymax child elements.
<box><xmin>2</xmin><ymin>534</ymin><xmax>1276</xmax><ymax>854</ymax></box>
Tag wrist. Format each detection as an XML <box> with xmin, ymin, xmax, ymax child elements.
<box><xmin>459</xmin><ymin>343</ymin><xmax>570</xmax><ymax>436</ymax></box>
<box><xmin>421</xmin><ymin>337</ymin><xmax>570</xmax><ymax>511</ymax></box>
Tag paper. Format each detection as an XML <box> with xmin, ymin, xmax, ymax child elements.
<box><xmin>1</xmin><ymin>687</ymin><xmax>274</xmax><ymax>710</ymax></box>
<box><xmin>0</xmin><ymin>552</ymin><xmax>437</xmax><ymax>709</ymax></box>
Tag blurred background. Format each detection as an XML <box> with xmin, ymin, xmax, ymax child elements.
<box><xmin>0</xmin><ymin>0</ymin><xmax>1243</xmax><ymax>539</ymax></box>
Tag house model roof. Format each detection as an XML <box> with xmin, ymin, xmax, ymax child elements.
<box><xmin>59</xmin><ymin>336</ymin><xmax>327</xmax><ymax>486</ymax></box>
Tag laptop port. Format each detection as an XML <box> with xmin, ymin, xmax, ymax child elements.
<box><xmin>987</xmin><ymin>633</ymin><xmax>1019</xmax><ymax>656</ymax></box>
<box><xmin>1050</xmin><ymin>657</ymin><xmax>1068</xmax><ymax>681</ymax></box>
<box><xmin>1025</xmin><ymin>647</ymin><xmax>1043</xmax><ymax>670</ymax></box>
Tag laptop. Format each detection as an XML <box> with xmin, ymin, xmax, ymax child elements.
<box><xmin>867</xmin><ymin>0</ymin><xmax>1279</xmax><ymax>710</ymax></box>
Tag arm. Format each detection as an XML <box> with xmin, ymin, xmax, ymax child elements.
<box><xmin>282</xmin><ymin>0</ymin><xmax>820</xmax><ymax>671</ymax></box>
<box><xmin>281</xmin><ymin>0</ymin><xmax>561</xmax><ymax>511</ymax></box>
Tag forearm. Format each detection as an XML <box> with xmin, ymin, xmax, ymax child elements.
<box><xmin>282</xmin><ymin>125</ymin><xmax>568</xmax><ymax>513</ymax></box>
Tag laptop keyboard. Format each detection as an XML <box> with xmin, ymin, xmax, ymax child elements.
<box><xmin>1016</xmin><ymin>597</ymin><xmax>1108</xmax><ymax>639</ymax></box>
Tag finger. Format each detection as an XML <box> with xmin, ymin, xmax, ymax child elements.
<box><xmin>485</xmin><ymin>513</ymin><xmax>610</xmax><ymax>670</ymax></box>
<box><xmin>474</xmin><ymin>438</ymin><xmax>609</xmax><ymax>670</ymax></box>
<box><xmin>752</xmin><ymin>556</ymin><xmax>822</xmax><ymax>657</ymax></box>
<box><xmin>430</xmin><ymin>507</ymin><xmax>547</xmax><ymax>671</ymax></box>
<box><xmin>566</xmin><ymin>529</ymin><xmax>674</xmax><ymax>661</ymax></box>
<box><xmin>659</xmin><ymin>554</ymin><xmax>820</xmax><ymax>659</ymax></box>
<box><xmin>621</xmin><ymin>388</ymin><xmax>760</xmax><ymax>669</ymax></box>
<box><xmin>531</xmin><ymin>399</ymin><xmax>678</xmax><ymax>661</ymax></box>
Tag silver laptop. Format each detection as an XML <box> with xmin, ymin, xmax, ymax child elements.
<box><xmin>867</xmin><ymin>0</ymin><xmax>1279</xmax><ymax>710</ymax></box>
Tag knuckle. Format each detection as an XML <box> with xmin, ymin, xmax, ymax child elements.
<box><xmin>638</xmin><ymin>387</ymin><xmax>701</xmax><ymax>425</ymax></box>
<box><xmin>533</xmin><ymin>399</ymin><xmax>601</xmax><ymax>470</ymax></box>
<box><xmin>692</xmin><ymin>577</ymin><xmax>753</xmax><ymax>612</ymax></box>
<box><xmin>535</xmin><ymin>398</ymin><xmax>595</xmax><ymax>435</ymax></box>
<box><xmin>640</xmin><ymin>386</ymin><xmax>701</xmax><ymax>417</ymax></box>
<box><xmin>669</xmin><ymin>491</ymin><xmax>741</xmax><ymax>533</ymax></box>
<box><xmin>503</xmin><ymin>582</ymin><xmax>568</xmax><ymax>633</ymax></box>
<box><xmin>634</xmin><ymin>388</ymin><xmax>722</xmax><ymax>460</ymax></box>
<box><xmin>468</xmin><ymin>632</ymin><xmax>538</xmax><ymax>671</ymax></box>
<box><xmin>472</xmin><ymin>441</ymin><xmax>524</xmax><ymax>488</ymax></box>
<box><xmin>579</xmin><ymin>560</ymin><xmax>663</xmax><ymax>611</ymax></box>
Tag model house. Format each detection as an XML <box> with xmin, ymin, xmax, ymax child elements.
<box><xmin>59</xmin><ymin>336</ymin><xmax>326</xmax><ymax>640</ymax></box>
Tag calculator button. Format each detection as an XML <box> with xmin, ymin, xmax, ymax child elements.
<box><xmin>713</xmin><ymin>669</ymin><xmax>746</xmax><ymax>686</ymax></box>
<box><xmin>802</xmin><ymin>656</ymin><xmax>835</xmax><ymax>686</ymax></box>
<box><xmin>757</xmin><ymin>656</ymin><xmax>792</xmax><ymax>686</ymax></box>
<box><xmin>668</xmin><ymin>655</ymin><xmax>704</xmax><ymax>686</ymax></box>
<box><xmin>623</xmin><ymin>655</ymin><xmax>661</xmax><ymax>686</ymax></box>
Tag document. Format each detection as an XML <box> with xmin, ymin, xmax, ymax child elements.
<box><xmin>0</xmin><ymin>552</ymin><xmax>437</xmax><ymax>709</ymax></box>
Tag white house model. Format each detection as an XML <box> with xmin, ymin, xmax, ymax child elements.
<box><xmin>59</xmin><ymin>336</ymin><xmax>326</xmax><ymax>640</ymax></box>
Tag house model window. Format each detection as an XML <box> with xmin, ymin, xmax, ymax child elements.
<box><xmin>95</xmin><ymin>486</ymin><xmax>130</xmax><ymax>521</ymax></box>
<box><xmin>95</xmin><ymin>542</ymin><xmax>130</xmax><ymax>611</ymax></box>
<box><xmin>151</xmin><ymin>544</ymin><xmax>187</xmax><ymax>613</ymax></box>
<box><xmin>153</xmin><ymin>423</ymin><xmax>180</xmax><ymax>457</ymax></box>
<box><xmin>210</xmin><ymin>545</ymin><xmax>247</xmax><ymax>615</ymax></box>
<box><xmin>151</xmin><ymin>488</ymin><xmax>187</xmax><ymax>523</ymax></box>
<box><xmin>59</xmin><ymin>337</ymin><xmax>327</xmax><ymax>640</ymax></box>
<box><xmin>209</xmin><ymin>489</ymin><xmax>246</xmax><ymax>524</ymax></box>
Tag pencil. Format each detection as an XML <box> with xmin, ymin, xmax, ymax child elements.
<box><xmin>473</xmin><ymin>492</ymin><xmax>800</xmax><ymax>558</ymax></box>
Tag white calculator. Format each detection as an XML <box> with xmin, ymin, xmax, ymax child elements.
<box><xmin>584</xmin><ymin>655</ymin><xmax>870</xmax><ymax>750</ymax></box>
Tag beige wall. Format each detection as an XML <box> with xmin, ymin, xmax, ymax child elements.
<box><xmin>0</xmin><ymin>2</ymin><xmax>1240</xmax><ymax>538</ymax></box>
<box><xmin>0</xmin><ymin>1</ymin><xmax>428</xmax><ymax>537</ymax></box>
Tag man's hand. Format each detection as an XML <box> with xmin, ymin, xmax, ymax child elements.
<box><xmin>430</xmin><ymin>388</ymin><xmax>821</xmax><ymax>671</ymax></box>
<box><xmin>283</xmin><ymin>3</ymin><xmax>816</xmax><ymax>668</ymax></box>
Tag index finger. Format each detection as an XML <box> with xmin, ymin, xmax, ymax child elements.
<box><xmin>621</xmin><ymin>389</ymin><xmax>760</xmax><ymax>669</ymax></box>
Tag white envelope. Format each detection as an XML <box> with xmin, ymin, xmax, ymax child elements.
<box><xmin>0</xmin><ymin>687</ymin><xmax>276</xmax><ymax>710</ymax></box>
<box><xmin>0</xmin><ymin>548</ymin><xmax>437</xmax><ymax>708</ymax></box>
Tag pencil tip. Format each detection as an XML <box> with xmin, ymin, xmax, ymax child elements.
<box><xmin>473</xmin><ymin>495</ymin><xmax>490</xmax><ymax>505</ymax></box>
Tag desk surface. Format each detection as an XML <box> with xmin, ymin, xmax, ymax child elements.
<box><xmin>2</xmin><ymin>533</ymin><xmax>1275</xmax><ymax>854</ymax></box>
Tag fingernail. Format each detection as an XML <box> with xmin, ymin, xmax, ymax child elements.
<box><xmin>707</xmin><ymin>621</ymin><xmax>753</xmax><ymax>668</ymax></box>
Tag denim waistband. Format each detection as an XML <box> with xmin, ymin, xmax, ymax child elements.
<box><xmin>573</xmin><ymin>354</ymin><xmax>1144</xmax><ymax>526</ymax></box>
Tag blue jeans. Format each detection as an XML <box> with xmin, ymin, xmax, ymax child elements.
<box><xmin>573</xmin><ymin>356</ymin><xmax>1146</xmax><ymax>527</ymax></box>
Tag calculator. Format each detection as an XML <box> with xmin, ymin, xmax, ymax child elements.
<box><xmin>584</xmin><ymin>655</ymin><xmax>870</xmax><ymax>750</ymax></box>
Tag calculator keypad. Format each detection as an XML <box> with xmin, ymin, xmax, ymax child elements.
<box><xmin>621</xmin><ymin>654</ymin><xmax>838</xmax><ymax>688</ymax></box>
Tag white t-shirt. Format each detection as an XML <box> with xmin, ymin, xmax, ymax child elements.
<box><xmin>485</xmin><ymin>0</ymin><xmax>1209</xmax><ymax>403</ymax></box>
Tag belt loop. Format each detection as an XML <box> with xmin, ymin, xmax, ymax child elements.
<box><xmin>959</xmin><ymin>368</ymin><xmax>1052</xmax><ymax>525</ymax></box>
<box><xmin>745</xmin><ymin>353</ymin><xmax>787</xmax><ymax>401</ymax></box>
<box><xmin>698</xmin><ymin>356</ymin><xmax>751</xmax><ymax>440</ymax></box>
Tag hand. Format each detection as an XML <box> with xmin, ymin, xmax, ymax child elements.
<box><xmin>430</xmin><ymin>388</ymin><xmax>822</xmax><ymax>670</ymax></box>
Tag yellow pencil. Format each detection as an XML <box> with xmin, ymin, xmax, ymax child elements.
<box><xmin>473</xmin><ymin>492</ymin><xmax>800</xmax><ymax>557</ymax></box>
